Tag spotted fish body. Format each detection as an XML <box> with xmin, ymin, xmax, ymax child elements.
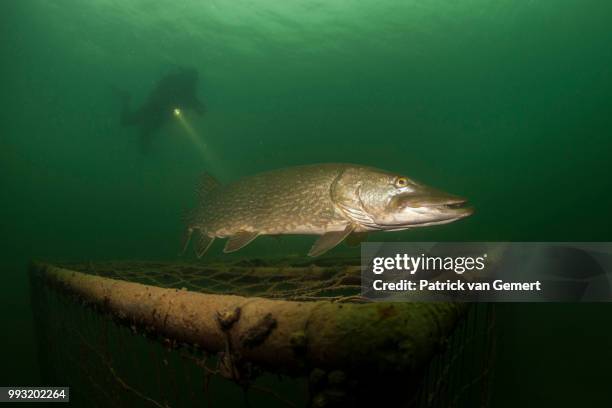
<box><xmin>200</xmin><ymin>164</ymin><xmax>347</xmax><ymax>236</ymax></box>
<box><xmin>184</xmin><ymin>163</ymin><xmax>473</xmax><ymax>257</ymax></box>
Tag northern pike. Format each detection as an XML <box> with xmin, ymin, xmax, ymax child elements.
<box><xmin>183</xmin><ymin>163</ymin><xmax>473</xmax><ymax>257</ymax></box>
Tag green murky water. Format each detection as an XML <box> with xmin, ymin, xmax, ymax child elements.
<box><xmin>2</xmin><ymin>1</ymin><xmax>612</xmax><ymax>406</ymax></box>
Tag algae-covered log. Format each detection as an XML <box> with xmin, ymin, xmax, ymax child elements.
<box><xmin>31</xmin><ymin>262</ymin><xmax>466</xmax><ymax>376</ymax></box>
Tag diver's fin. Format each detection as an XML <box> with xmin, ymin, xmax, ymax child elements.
<box><xmin>110</xmin><ymin>84</ymin><xmax>137</xmax><ymax>127</ymax></box>
<box><xmin>109</xmin><ymin>84</ymin><xmax>131</xmax><ymax>105</ymax></box>
<box><xmin>197</xmin><ymin>173</ymin><xmax>220</xmax><ymax>200</ymax></box>
<box><xmin>308</xmin><ymin>224</ymin><xmax>355</xmax><ymax>257</ymax></box>
<box><xmin>346</xmin><ymin>232</ymin><xmax>369</xmax><ymax>247</ymax></box>
<box><xmin>224</xmin><ymin>231</ymin><xmax>259</xmax><ymax>253</ymax></box>
<box><xmin>195</xmin><ymin>231</ymin><xmax>215</xmax><ymax>258</ymax></box>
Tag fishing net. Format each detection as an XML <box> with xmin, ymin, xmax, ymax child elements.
<box><xmin>29</xmin><ymin>256</ymin><xmax>495</xmax><ymax>407</ymax></box>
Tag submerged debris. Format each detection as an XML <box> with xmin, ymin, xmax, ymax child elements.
<box><xmin>216</xmin><ymin>307</ymin><xmax>242</xmax><ymax>331</ymax></box>
<box><xmin>240</xmin><ymin>313</ymin><xmax>277</xmax><ymax>349</ymax></box>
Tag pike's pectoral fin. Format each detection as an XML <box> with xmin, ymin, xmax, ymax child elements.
<box><xmin>346</xmin><ymin>232</ymin><xmax>369</xmax><ymax>247</ymax></box>
<box><xmin>224</xmin><ymin>231</ymin><xmax>259</xmax><ymax>253</ymax></box>
<box><xmin>308</xmin><ymin>224</ymin><xmax>355</xmax><ymax>257</ymax></box>
<box><xmin>195</xmin><ymin>231</ymin><xmax>215</xmax><ymax>258</ymax></box>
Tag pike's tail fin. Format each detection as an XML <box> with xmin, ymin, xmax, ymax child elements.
<box><xmin>179</xmin><ymin>172</ymin><xmax>221</xmax><ymax>258</ymax></box>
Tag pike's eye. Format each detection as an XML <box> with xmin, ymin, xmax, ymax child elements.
<box><xmin>394</xmin><ymin>177</ymin><xmax>408</xmax><ymax>188</ymax></box>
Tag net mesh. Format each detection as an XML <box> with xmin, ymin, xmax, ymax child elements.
<box><xmin>55</xmin><ymin>257</ymin><xmax>364</xmax><ymax>302</ymax></box>
<box><xmin>30</xmin><ymin>257</ymin><xmax>495</xmax><ymax>408</ymax></box>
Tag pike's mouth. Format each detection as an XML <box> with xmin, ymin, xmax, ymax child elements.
<box><xmin>436</xmin><ymin>199</ymin><xmax>474</xmax><ymax>216</ymax></box>
<box><xmin>440</xmin><ymin>200</ymin><xmax>470</xmax><ymax>210</ymax></box>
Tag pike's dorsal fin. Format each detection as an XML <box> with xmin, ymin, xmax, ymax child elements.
<box><xmin>197</xmin><ymin>172</ymin><xmax>220</xmax><ymax>200</ymax></box>
<box><xmin>308</xmin><ymin>224</ymin><xmax>355</xmax><ymax>257</ymax></box>
<box><xmin>224</xmin><ymin>231</ymin><xmax>259</xmax><ymax>253</ymax></box>
<box><xmin>195</xmin><ymin>231</ymin><xmax>215</xmax><ymax>258</ymax></box>
<box><xmin>346</xmin><ymin>231</ymin><xmax>369</xmax><ymax>247</ymax></box>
